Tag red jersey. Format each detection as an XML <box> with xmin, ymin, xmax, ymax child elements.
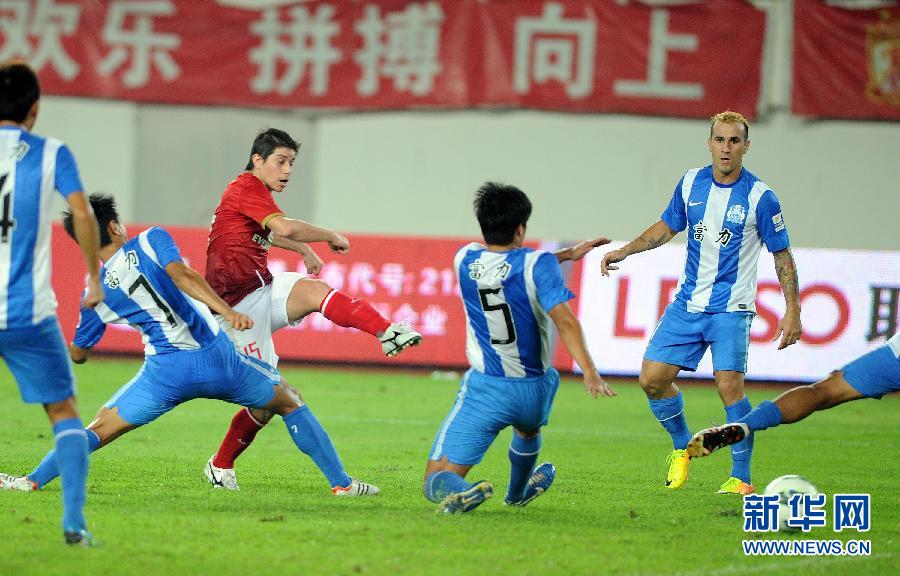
<box><xmin>206</xmin><ymin>173</ymin><xmax>284</xmax><ymax>306</ymax></box>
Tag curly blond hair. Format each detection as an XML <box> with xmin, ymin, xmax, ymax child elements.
<box><xmin>709</xmin><ymin>111</ymin><xmax>749</xmax><ymax>140</ymax></box>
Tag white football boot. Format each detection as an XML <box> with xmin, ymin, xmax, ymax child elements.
<box><xmin>332</xmin><ymin>478</ymin><xmax>381</xmax><ymax>497</ymax></box>
<box><xmin>380</xmin><ymin>323</ymin><xmax>423</xmax><ymax>357</ymax></box>
<box><xmin>0</xmin><ymin>472</ymin><xmax>37</xmax><ymax>491</ymax></box>
<box><xmin>204</xmin><ymin>456</ymin><xmax>239</xmax><ymax>491</ymax></box>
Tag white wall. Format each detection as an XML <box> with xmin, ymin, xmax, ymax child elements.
<box><xmin>314</xmin><ymin>111</ymin><xmax>900</xmax><ymax>250</ymax></box>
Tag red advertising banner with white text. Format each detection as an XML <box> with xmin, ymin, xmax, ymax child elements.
<box><xmin>573</xmin><ymin>243</ymin><xmax>900</xmax><ymax>382</ymax></box>
<box><xmin>793</xmin><ymin>0</ymin><xmax>900</xmax><ymax>120</ymax></box>
<box><xmin>2</xmin><ymin>0</ymin><xmax>764</xmax><ymax>118</ymax></box>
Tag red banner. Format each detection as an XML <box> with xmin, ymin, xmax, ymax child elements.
<box><xmin>1</xmin><ymin>0</ymin><xmax>764</xmax><ymax>118</ymax></box>
<box><xmin>51</xmin><ymin>224</ymin><xmax>479</xmax><ymax>369</ymax></box>
<box><xmin>793</xmin><ymin>0</ymin><xmax>900</xmax><ymax>120</ymax></box>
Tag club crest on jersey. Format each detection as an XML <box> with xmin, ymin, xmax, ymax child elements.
<box><xmin>725</xmin><ymin>204</ymin><xmax>746</xmax><ymax>225</ymax></box>
<box><xmin>104</xmin><ymin>269</ymin><xmax>120</xmax><ymax>289</ymax></box>
<box><xmin>468</xmin><ymin>260</ymin><xmax>485</xmax><ymax>280</ymax></box>
<box><xmin>13</xmin><ymin>141</ymin><xmax>29</xmax><ymax>161</ymax></box>
<box><xmin>125</xmin><ymin>250</ymin><xmax>139</xmax><ymax>269</ymax></box>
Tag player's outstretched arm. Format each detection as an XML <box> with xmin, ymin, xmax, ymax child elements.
<box><xmin>164</xmin><ymin>261</ymin><xmax>254</xmax><ymax>330</ymax></box>
<box><xmin>270</xmin><ymin>235</ymin><xmax>324</xmax><ymax>275</ymax></box>
<box><xmin>65</xmin><ymin>191</ymin><xmax>103</xmax><ymax>308</ymax></box>
<box><xmin>548</xmin><ymin>302</ymin><xmax>616</xmax><ymax>398</ymax></box>
<box><xmin>267</xmin><ymin>216</ymin><xmax>350</xmax><ymax>255</ymax></box>
<box><xmin>600</xmin><ymin>220</ymin><xmax>677</xmax><ymax>276</ymax></box>
<box><xmin>772</xmin><ymin>248</ymin><xmax>802</xmax><ymax>350</ymax></box>
<box><xmin>555</xmin><ymin>237</ymin><xmax>612</xmax><ymax>263</ymax></box>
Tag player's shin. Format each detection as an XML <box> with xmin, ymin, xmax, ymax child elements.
<box><xmin>213</xmin><ymin>408</ymin><xmax>266</xmax><ymax>469</ymax></box>
<box><xmin>320</xmin><ymin>289</ymin><xmax>390</xmax><ymax>337</ymax></box>
<box><xmin>739</xmin><ymin>400</ymin><xmax>783</xmax><ymax>432</ymax></box>
<box><xmin>283</xmin><ymin>405</ymin><xmax>352</xmax><ymax>489</ymax></box>
<box><xmin>725</xmin><ymin>397</ymin><xmax>754</xmax><ymax>483</ymax></box>
<box><xmin>52</xmin><ymin>419</ymin><xmax>92</xmax><ymax>533</ymax></box>
<box><xmin>29</xmin><ymin>428</ymin><xmax>101</xmax><ymax>489</ymax></box>
<box><xmin>506</xmin><ymin>434</ymin><xmax>540</xmax><ymax>503</ymax></box>
<box><xmin>648</xmin><ymin>392</ymin><xmax>692</xmax><ymax>449</ymax></box>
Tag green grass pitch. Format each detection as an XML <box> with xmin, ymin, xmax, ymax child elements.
<box><xmin>1</xmin><ymin>359</ymin><xmax>897</xmax><ymax>575</ymax></box>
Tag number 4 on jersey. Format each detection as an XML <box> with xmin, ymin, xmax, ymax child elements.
<box><xmin>0</xmin><ymin>174</ymin><xmax>16</xmax><ymax>244</ymax></box>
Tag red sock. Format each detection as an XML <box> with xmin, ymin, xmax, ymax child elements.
<box><xmin>213</xmin><ymin>408</ymin><xmax>265</xmax><ymax>469</ymax></box>
<box><xmin>320</xmin><ymin>289</ymin><xmax>391</xmax><ymax>337</ymax></box>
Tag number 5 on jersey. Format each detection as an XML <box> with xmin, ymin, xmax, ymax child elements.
<box><xmin>478</xmin><ymin>287</ymin><xmax>516</xmax><ymax>345</ymax></box>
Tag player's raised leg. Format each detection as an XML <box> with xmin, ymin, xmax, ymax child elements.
<box><xmin>639</xmin><ymin>360</ymin><xmax>692</xmax><ymax>489</ymax></box>
<box><xmin>689</xmin><ymin>369</ymin><xmax>868</xmax><ymax>458</ymax></box>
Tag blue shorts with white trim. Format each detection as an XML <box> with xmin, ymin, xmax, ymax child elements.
<box><xmin>841</xmin><ymin>345</ymin><xmax>900</xmax><ymax>400</ymax></box>
<box><xmin>644</xmin><ymin>300</ymin><xmax>754</xmax><ymax>373</ymax></box>
<box><xmin>428</xmin><ymin>368</ymin><xmax>559</xmax><ymax>466</ymax></box>
<box><xmin>105</xmin><ymin>332</ymin><xmax>278</xmax><ymax>426</ymax></box>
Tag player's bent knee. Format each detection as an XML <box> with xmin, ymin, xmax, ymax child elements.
<box><xmin>249</xmin><ymin>408</ymin><xmax>276</xmax><ymax>425</ymax></box>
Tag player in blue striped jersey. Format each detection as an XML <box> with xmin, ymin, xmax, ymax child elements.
<box><xmin>0</xmin><ymin>61</ymin><xmax>102</xmax><ymax>546</ymax></box>
<box><xmin>0</xmin><ymin>194</ymin><xmax>378</xmax><ymax>499</ymax></box>
<box><xmin>601</xmin><ymin>111</ymin><xmax>802</xmax><ymax>495</ymax></box>
<box><xmin>423</xmin><ymin>182</ymin><xmax>616</xmax><ymax>514</ymax></box>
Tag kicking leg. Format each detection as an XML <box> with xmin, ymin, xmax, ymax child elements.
<box><xmin>423</xmin><ymin>457</ymin><xmax>492</xmax><ymax>514</ymax></box>
<box><xmin>293</xmin><ymin>279</ymin><xmax>422</xmax><ymax>356</ymax></box>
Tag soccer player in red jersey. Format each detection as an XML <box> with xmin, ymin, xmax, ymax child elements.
<box><xmin>203</xmin><ymin>128</ymin><xmax>421</xmax><ymax>494</ymax></box>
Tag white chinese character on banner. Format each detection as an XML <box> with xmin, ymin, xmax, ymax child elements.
<box><xmin>514</xmin><ymin>2</ymin><xmax>596</xmax><ymax>99</ymax></box>
<box><xmin>0</xmin><ymin>0</ymin><xmax>82</xmax><ymax>80</ymax></box>
<box><xmin>392</xmin><ymin>303</ymin><xmax>419</xmax><ymax>330</ymax></box>
<box><xmin>419</xmin><ymin>305</ymin><xmax>447</xmax><ymax>336</ymax></box>
<box><xmin>249</xmin><ymin>4</ymin><xmax>341</xmax><ymax>96</ymax></box>
<box><xmin>97</xmin><ymin>0</ymin><xmax>180</xmax><ymax>88</ymax></box>
<box><xmin>354</xmin><ymin>2</ymin><xmax>443</xmax><ymax>97</ymax></box>
<box><xmin>378</xmin><ymin>263</ymin><xmax>406</xmax><ymax>297</ymax></box>
<box><xmin>348</xmin><ymin>262</ymin><xmax>377</xmax><ymax>295</ymax></box>
<box><xmin>613</xmin><ymin>9</ymin><xmax>703</xmax><ymax>100</ymax></box>
<box><xmin>319</xmin><ymin>262</ymin><xmax>347</xmax><ymax>291</ymax></box>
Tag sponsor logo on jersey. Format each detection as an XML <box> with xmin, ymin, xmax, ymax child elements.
<box><xmin>772</xmin><ymin>212</ymin><xmax>785</xmax><ymax>232</ymax></box>
<box><xmin>252</xmin><ymin>233</ymin><xmax>272</xmax><ymax>249</ymax></box>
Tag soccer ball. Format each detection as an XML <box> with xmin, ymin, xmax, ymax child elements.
<box><xmin>763</xmin><ymin>475</ymin><xmax>819</xmax><ymax>532</ymax></box>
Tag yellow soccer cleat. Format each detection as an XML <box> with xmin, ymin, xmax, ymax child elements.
<box><xmin>718</xmin><ymin>476</ymin><xmax>756</xmax><ymax>495</ymax></box>
<box><xmin>665</xmin><ymin>449</ymin><xmax>690</xmax><ymax>489</ymax></box>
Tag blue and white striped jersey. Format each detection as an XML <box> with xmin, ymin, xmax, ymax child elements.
<box><xmin>456</xmin><ymin>243</ymin><xmax>573</xmax><ymax>378</ymax></box>
<box><xmin>662</xmin><ymin>166</ymin><xmax>790</xmax><ymax>313</ymax></box>
<box><xmin>74</xmin><ymin>227</ymin><xmax>220</xmax><ymax>355</ymax></box>
<box><xmin>0</xmin><ymin>127</ymin><xmax>83</xmax><ymax>330</ymax></box>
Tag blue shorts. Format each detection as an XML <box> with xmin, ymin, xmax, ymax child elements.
<box><xmin>644</xmin><ymin>300</ymin><xmax>754</xmax><ymax>373</ymax></box>
<box><xmin>841</xmin><ymin>345</ymin><xmax>900</xmax><ymax>400</ymax></box>
<box><xmin>429</xmin><ymin>368</ymin><xmax>560</xmax><ymax>466</ymax></box>
<box><xmin>0</xmin><ymin>317</ymin><xmax>76</xmax><ymax>404</ymax></box>
<box><xmin>105</xmin><ymin>332</ymin><xmax>279</xmax><ymax>426</ymax></box>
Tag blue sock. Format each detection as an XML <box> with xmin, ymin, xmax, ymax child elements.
<box><xmin>507</xmin><ymin>434</ymin><xmax>540</xmax><ymax>502</ymax></box>
<box><xmin>648</xmin><ymin>392</ymin><xmax>691</xmax><ymax>450</ymax></box>
<box><xmin>29</xmin><ymin>429</ymin><xmax>100</xmax><ymax>489</ymax></box>
<box><xmin>52</xmin><ymin>418</ymin><xmax>90</xmax><ymax>533</ymax></box>
<box><xmin>725</xmin><ymin>398</ymin><xmax>753</xmax><ymax>484</ymax></box>
<box><xmin>424</xmin><ymin>470</ymin><xmax>471</xmax><ymax>503</ymax></box>
<box><xmin>740</xmin><ymin>400</ymin><xmax>783</xmax><ymax>433</ymax></box>
<box><xmin>284</xmin><ymin>405</ymin><xmax>351</xmax><ymax>489</ymax></box>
